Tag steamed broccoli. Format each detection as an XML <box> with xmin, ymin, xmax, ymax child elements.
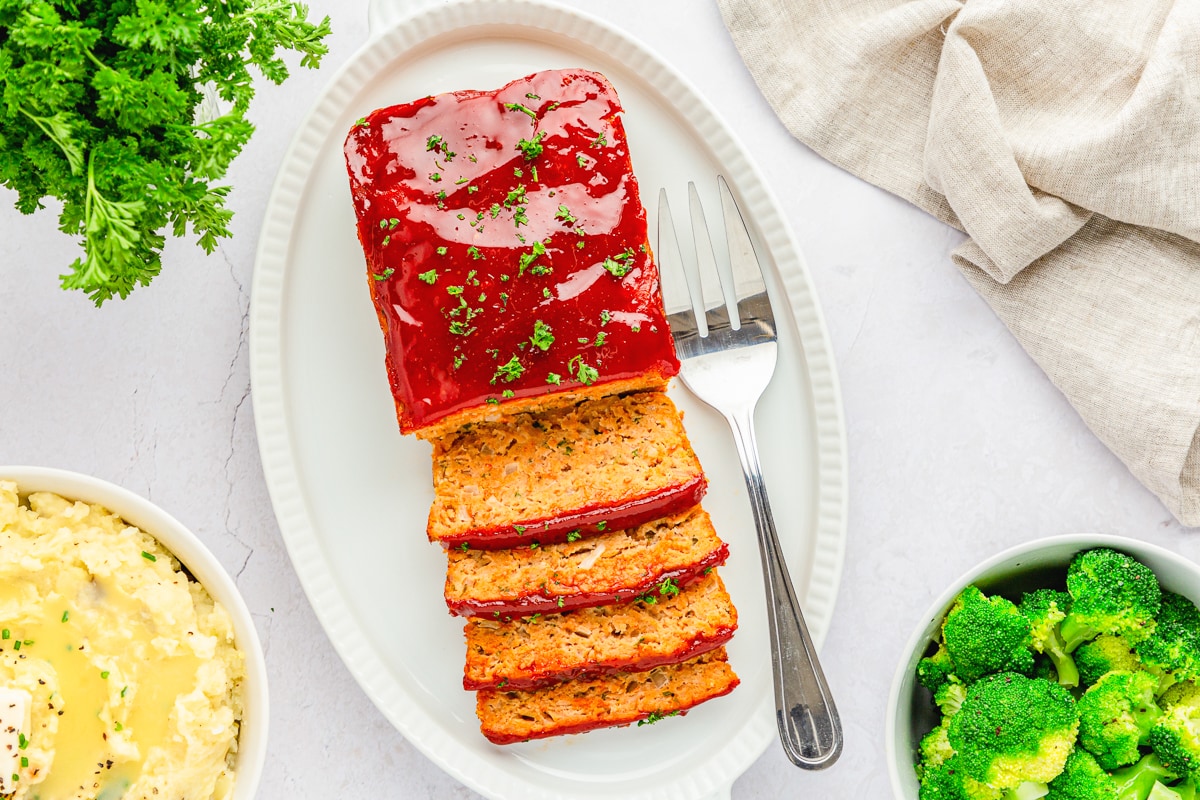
<box><xmin>921</xmin><ymin>642</ymin><xmax>959</xmax><ymax>693</ymax></box>
<box><xmin>1138</xmin><ymin>593</ymin><xmax>1200</xmax><ymax>695</ymax></box>
<box><xmin>942</xmin><ymin>586</ymin><xmax>1035</xmax><ymax>683</ymax></box>
<box><xmin>1076</xmin><ymin>634</ymin><xmax>1144</xmax><ymax>686</ymax></box>
<box><xmin>1161</xmin><ymin>682</ymin><xmax>1200</xmax><ymax>711</ymax></box>
<box><xmin>1149</xmin><ymin>687</ymin><xmax>1200</xmax><ymax>785</ymax></box>
<box><xmin>1077</xmin><ymin>670</ymin><xmax>1163</xmax><ymax>769</ymax></box>
<box><xmin>1045</xmin><ymin>749</ymin><xmax>1118</xmax><ymax>800</ymax></box>
<box><xmin>919</xmin><ymin>756</ymin><xmax>1003</xmax><ymax>800</ymax></box>
<box><xmin>1021</xmin><ymin>589</ymin><xmax>1080</xmax><ymax>688</ymax></box>
<box><xmin>948</xmin><ymin>673</ymin><xmax>1079</xmax><ymax>793</ymax></box>
<box><xmin>1060</xmin><ymin>549</ymin><xmax>1161</xmax><ymax>651</ymax></box>
<box><xmin>1147</xmin><ymin>781</ymin><xmax>1198</xmax><ymax>800</ymax></box>
<box><xmin>922</xmin><ymin>682</ymin><xmax>971</xmax><ymax>772</ymax></box>
<box><xmin>1110</xmin><ymin>753</ymin><xmax>1178</xmax><ymax>800</ymax></box>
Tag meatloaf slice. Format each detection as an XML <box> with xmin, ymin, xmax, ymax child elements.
<box><xmin>428</xmin><ymin>392</ymin><xmax>706</xmax><ymax>549</ymax></box>
<box><xmin>444</xmin><ymin>505</ymin><xmax>728</xmax><ymax>617</ymax></box>
<box><xmin>476</xmin><ymin>648</ymin><xmax>739</xmax><ymax>745</ymax></box>
<box><xmin>463</xmin><ymin>571</ymin><xmax>736</xmax><ymax>690</ymax></box>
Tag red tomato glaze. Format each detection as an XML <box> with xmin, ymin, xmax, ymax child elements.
<box><xmin>343</xmin><ymin>69</ymin><xmax>679</xmax><ymax>433</ymax></box>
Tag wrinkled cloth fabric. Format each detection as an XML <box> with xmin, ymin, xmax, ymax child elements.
<box><xmin>718</xmin><ymin>0</ymin><xmax>1200</xmax><ymax>525</ymax></box>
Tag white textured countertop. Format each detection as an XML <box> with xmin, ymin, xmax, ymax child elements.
<box><xmin>3</xmin><ymin>1</ymin><xmax>1197</xmax><ymax>798</ymax></box>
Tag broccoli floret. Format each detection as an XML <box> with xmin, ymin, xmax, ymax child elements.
<box><xmin>1021</xmin><ymin>589</ymin><xmax>1080</xmax><ymax>688</ymax></box>
<box><xmin>1162</xmin><ymin>682</ymin><xmax>1200</xmax><ymax>711</ymax></box>
<box><xmin>1138</xmin><ymin>593</ymin><xmax>1200</xmax><ymax>695</ymax></box>
<box><xmin>1076</xmin><ymin>634</ymin><xmax>1144</xmax><ymax>686</ymax></box>
<box><xmin>1150</xmin><ymin>688</ymin><xmax>1200</xmax><ymax>784</ymax></box>
<box><xmin>1045</xmin><ymin>749</ymin><xmax>1117</xmax><ymax>800</ymax></box>
<box><xmin>919</xmin><ymin>756</ymin><xmax>1003</xmax><ymax>800</ymax></box>
<box><xmin>937</xmin><ymin>680</ymin><xmax>969</xmax><ymax>717</ymax></box>
<box><xmin>921</xmin><ymin>642</ymin><xmax>959</xmax><ymax>693</ymax></box>
<box><xmin>1076</xmin><ymin>670</ymin><xmax>1163</xmax><ymax>769</ymax></box>
<box><xmin>942</xmin><ymin>586</ymin><xmax>1036</xmax><ymax>683</ymax></box>
<box><xmin>1147</xmin><ymin>781</ymin><xmax>1198</xmax><ymax>800</ymax></box>
<box><xmin>922</xmin><ymin>723</ymin><xmax>957</xmax><ymax>772</ymax></box>
<box><xmin>1060</xmin><ymin>549</ymin><xmax>1161</xmax><ymax>651</ymax></box>
<box><xmin>948</xmin><ymin>673</ymin><xmax>1079</xmax><ymax>793</ymax></box>
<box><xmin>1110</xmin><ymin>753</ymin><xmax>1179</xmax><ymax>800</ymax></box>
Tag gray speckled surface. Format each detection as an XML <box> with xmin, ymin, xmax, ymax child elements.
<box><xmin>3</xmin><ymin>1</ymin><xmax>1197</xmax><ymax>798</ymax></box>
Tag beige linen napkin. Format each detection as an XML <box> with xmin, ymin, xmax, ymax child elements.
<box><xmin>718</xmin><ymin>0</ymin><xmax>1200</xmax><ymax>525</ymax></box>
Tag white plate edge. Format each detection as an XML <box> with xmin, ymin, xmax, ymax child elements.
<box><xmin>247</xmin><ymin>1</ymin><xmax>849</xmax><ymax>797</ymax></box>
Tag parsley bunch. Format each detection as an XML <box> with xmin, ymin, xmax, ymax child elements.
<box><xmin>0</xmin><ymin>0</ymin><xmax>332</xmax><ymax>304</ymax></box>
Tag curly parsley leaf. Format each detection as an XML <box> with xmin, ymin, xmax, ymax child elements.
<box><xmin>0</xmin><ymin>0</ymin><xmax>332</xmax><ymax>305</ymax></box>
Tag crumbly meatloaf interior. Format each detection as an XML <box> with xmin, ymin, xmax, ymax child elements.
<box><xmin>444</xmin><ymin>506</ymin><xmax>728</xmax><ymax>616</ymax></box>
<box><xmin>428</xmin><ymin>392</ymin><xmax>704</xmax><ymax>545</ymax></box>
<box><xmin>463</xmin><ymin>572</ymin><xmax>737</xmax><ymax>690</ymax></box>
<box><xmin>476</xmin><ymin>649</ymin><xmax>739</xmax><ymax>745</ymax></box>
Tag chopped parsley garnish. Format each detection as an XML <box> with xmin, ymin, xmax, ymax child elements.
<box><xmin>659</xmin><ymin>578</ymin><xmax>681</xmax><ymax>598</ymax></box>
<box><xmin>61</xmin><ymin>611</ymin><xmax>69</xmax><ymax>623</ymax></box>
<box><xmin>504</xmin><ymin>185</ymin><xmax>527</xmax><ymax>208</ymax></box>
<box><xmin>516</xmin><ymin>131</ymin><xmax>546</xmax><ymax>160</ymax></box>
<box><xmin>703</xmin><ymin>566</ymin><xmax>713</xmax><ymax>576</ymax></box>
<box><xmin>467</xmin><ymin>245</ymin><xmax>483</xmax><ymax>260</ymax></box>
<box><xmin>503</xmin><ymin>102</ymin><xmax>538</xmax><ymax>122</ymax></box>
<box><xmin>454</xmin><ymin>177</ymin><xmax>469</xmax><ymax>185</ymax></box>
<box><xmin>568</xmin><ymin>355</ymin><xmax>599</xmax><ymax>385</ymax></box>
<box><xmin>387</xmin><ymin>218</ymin><xmax>399</xmax><ymax>229</ymax></box>
<box><xmin>490</xmin><ymin>203</ymin><xmax>503</xmax><ymax>219</ymax></box>
<box><xmin>546</xmin><ymin>372</ymin><xmax>561</xmax><ymax>385</ymax></box>
<box><xmin>637</xmin><ymin>711</ymin><xmax>679</xmax><ymax>727</ymax></box>
<box><xmin>594</xmin><ymin>331</ymin><xmax>607</xmax><ymax>346</ymax></box>
<box><xmin>514</xmin><ymin>524</ymin><xmax>527</xmax><ymax>534</ymax></box>
<box><xmin>577</xmin><ymin>153</ymin><xmax>588</xmax><ymax>168</ymax></box>
<box><xmin>448</xmin><ymin>320</ymin><xmax>474</xmax><ymax>336</ymax></box>
<box><xmin>502</xmin><ymin>389</ymin><xmax>515</xmax><ymax>398</ymax></box>
<box><xmin>453</xmin><ymin>354</ymin><xmax>465</xmax><ymax>369</ymax></box>
<box><xmin>458</xmin><ymin>543</ymin><xmax>470</xmax><ymax>552</ymax></box>
<box><xmin>100</xmin><ymin>670</ymin><xmax>110</xmax><ymax>679</ymax></box>
<box><xmin>514</xmin><ymin>207</ymin><xmax>529</xmax><ymax>227</ymax></box>
<box><xmin>531</xmin><ymin>166</ymin><xmax>539</xmax><ymax>183</ymax></box>
<box><xmin>141</xmin><ymin>551</ymin><xmax>157</xmax><ymax>562</ymax></box>
<box><xmin>566</xmin><ymin>530</ymin><xmax>581</xmax><ymax>542</ymax></box>
<box><xmin>542</xmin><ymin>287</ymin><xmax>551</xmax><ymax>299</ymax></box>
<box><xmin>485</xmin><ymin>397</ymin><xmax>500</xmax><ymax>405</ymax></box>
<box><xmin>557</xmin><ymin>596</ymin><xmax>565</xmax><ymax>608</ymax></box>
<box><xmin>529</xmin><ymin>542</ymin><xmax>540</xmax><ymax>550</ymax></box>
<box><xmin>372</xmin><ymin>268</ymin><xmax>394</xmax><ymax>281</ymax></box>
<box><xmin>514</xmin><ymin>167</ymin><xmax>523</xmax><ymax>178</ymax></box>
<box><xmin>600</xmin><ymin>310</ymin><xmax>612</xmax><ymax>326</ymax></box>
<box><xmin>446</xmin><ymin>285</ymin><xmax>464</xmax><ymax>296</ymax></box>
<box><xmin>597</xmin><ymin>521</ymin><xmax>608</xmax><ymax>531</ymax></box>
<box><xmin>381</xmin><ymin>235</ymin><xmax>390</xmax><ymax>246</ymax></box>
<box><xmin>429</xmin><ymin>172</ymin><xmax>442</xmax><ymax>182</ymax></box>
<box><xmin>492</xmin><ymin>355</ymin><xmax>524</xmax><ymax>383</ymax></box>
<box><xmin>555</xmin><ymin>204</ymin><xmax>576</xmax><ymax>224</ymax></box>
<box><xmin>525</xmin><ymin>92</ymin><xmax>540</xmax><ymax>100</ymax></box>
<box><xmin>419</xmin><ymin>269</ymin><xmax>438</xmax><ymax>284</ymax></box>
<box><xmin>529</xmin><ymin>320</ymin><xmax>555</xmax><ymax>351</ymax></box>
<box><xmin>592</xmin><ymin>131</ymin><xmax>608</xmax><ymax>147</ymax></box>
<box><xmin>354</xmin><ymin>117</ymin><xmax>368</xmax><ymax>127</ymax></box>
<box><xmin>602</xmin><ymin>247</ymin><xmax>636</xmax><ymax>278</ymax></box>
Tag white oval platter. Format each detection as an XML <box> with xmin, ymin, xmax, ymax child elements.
<box><xmin>248</xmin><ymin>2</ymin><xmax>847</xmax><ymax>798</ymax></box>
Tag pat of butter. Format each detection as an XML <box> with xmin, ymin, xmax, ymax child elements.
<box><xmin>0</xmin><ymin>687</ymin><xmax>31</xmax><ymax>794</ymax></box>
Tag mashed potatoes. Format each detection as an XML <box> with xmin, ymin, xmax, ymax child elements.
<box><xmin>0</xmin><ymin>481</ymin><xmax>244</xmax><ymax>800</ymax></box>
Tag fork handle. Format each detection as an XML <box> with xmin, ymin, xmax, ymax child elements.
<box><xmin>726</xmin><ymin>406</ymin><xmax>843</xmax><ymax>770</ymax></box>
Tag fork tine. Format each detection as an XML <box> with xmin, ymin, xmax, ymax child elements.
<box><xmin>717</xmin><ymin>175</ymin><xmax>767</xmax><ymax>312</ymax></box>
<box><xmin>658</xmin><ymin>188</ymin><xmax>707</xmax><ymax>338</ymax></box>
<box><xmin>690</xmin><ymin>181</ymin><xmax>741</xmax><ymax>331</ymax></box>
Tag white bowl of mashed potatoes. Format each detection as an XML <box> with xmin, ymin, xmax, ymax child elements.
<box><xmin>0</xmin><ymin>466</ymin><xmax>267</xmax><ymax>800</ymax></box>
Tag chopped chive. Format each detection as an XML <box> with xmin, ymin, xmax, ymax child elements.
<box><xmin>141</xmin><ymin>551</ymin><xmax>157</xmax><ymax>562</ymax></box>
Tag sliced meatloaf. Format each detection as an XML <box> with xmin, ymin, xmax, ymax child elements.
<box><xmin>475</xmin><ymin>648</ymin><xmax>739</xmax><ymax>745</ymax></box>
<box><xmin>428</xmin><ymin>392</ymin><xmax>706</xmax><ymax>549</ymax></box>
<box><xmin>463</xmin><ymin>571</ymin><xmax>737</xmax><ymax>690</ymax></box>
<box><xmin>444</xmin><ymin>505</ymin><xmax>728</xmax><ymax>617</ymax></box>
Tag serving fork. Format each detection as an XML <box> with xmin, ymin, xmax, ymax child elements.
<box><xmin>657</xmin><ymin>178</ymin><xmax>842</xmax><ymax>770</ymax></box>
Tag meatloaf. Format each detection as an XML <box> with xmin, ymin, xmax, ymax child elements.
<box><xmin>428</xmin><ymin>392</ymin><xmax>706</xmax><ymax>549</ymax></box>
<box><xmin>343</xmin><ymin>68</ymin><xmax>679</xmax><ymax>439</ymax></box>
<box><xmin>476</xmin><ymin>648</ymin><xmax>739</xmax><ymax>745</ymax></box>
<box><xmin>463</xmin><ymin>571</ymin><xmax>736</xmax><ymax>690</ymax></box>
<box><xmin>444</xmin><ymin>505</ymin><xmax>728</xmax><ymax>617</ymax></box>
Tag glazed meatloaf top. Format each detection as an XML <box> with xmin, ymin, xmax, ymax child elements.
<box><xmin>463</xmin><ymin>571</ymin><xmax>737</xmax><ymax>690</ymax></box>
<box><xmin>428</xmin><ymin>392</ymin><xmax>706</xmax><ymax>549</ymax></box>
<box><xmin>444</xmin><ymin>505</ymin><xmax>729</xmax><ymax>617</ymax></box>
<box><xmin>343</xmin><ymin>68</ymin><xmax>679</xmax><ymax>438</ymax></box>
<box><xmin>475</xmin><ymin>648</ymin><xmax>739</xmax><ymax>745</ymax></box>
